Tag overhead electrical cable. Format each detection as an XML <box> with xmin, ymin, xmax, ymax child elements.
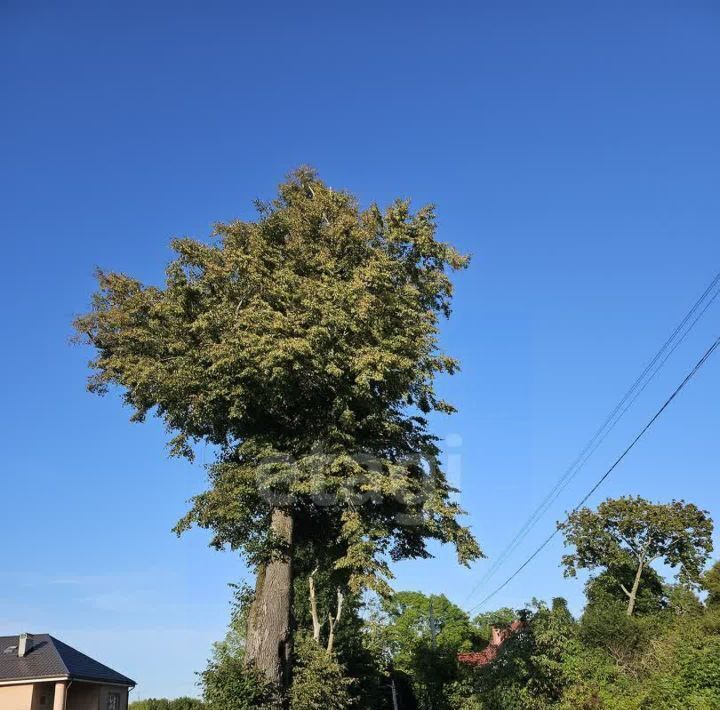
<box><xmin>467</xmin><ymin>333</ymin><xmax>720</xmax><ymax>614</ymax></box>
<box><xmin>478</xmin><ymin>285</ymin><xmax>720</xmax><ymax>586</ymax></box>
<box><xmin>464</xmin><ymin>269</ymin><xmax>720</xmax><ymax>605</ymax></box>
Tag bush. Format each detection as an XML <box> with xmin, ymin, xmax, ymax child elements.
<box><xmin>579</xmin><ymin>599</ymin><xmax>660</xmax><ymax>668</ymax></box>
<box><xmin>290</xmin><ymin>635</ymin><xmax>355</xmax><ymax>709</ymax></box>
<box><xmin>200</xmin><ymin>646</ymin><xmax>279</xmax><ymax>709</ymax></box>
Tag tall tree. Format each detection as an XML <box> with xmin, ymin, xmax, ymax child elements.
<box><xmin>74</xmin><ymin>168</ymin><xmax>481</xmax><ymax>702</ymax></box>
<box><xmin>560</xmin><ymin>496</ymin><xmax>713</xmax><ymax>616</ymax></box>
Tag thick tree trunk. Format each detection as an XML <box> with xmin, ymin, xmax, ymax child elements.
<box><xmin>245</xmin><ymin>508</ymin><xmax>294</xmax><ymax>705</ymax></box>
<box><xmin>625</xmin><ymin>559</ymin><xmax>644</xmax><ymax>617</ymax></box>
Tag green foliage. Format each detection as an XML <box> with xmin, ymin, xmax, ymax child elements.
<box><xmin>666</xmin><ymin>583</ymin><xmax>704</xmax><ymax>617</ymax></box>
<box><xmin>203</xmin><ymin>573</ymin><xmax>386</xmax><ymax>709</ymax></box>
<box><xmin>473</xmin><ymin>607</ymin><xmax>517</xmax><ymax>642</ymax></box>
<box><xmin>576</xmin><ymin>606</ymin><xmax>720</xmax><ymax>709</ymax></box>
<box><xmin>450</xmin><ymin>585</ymin><xmax>720</xmax><ymax>708</ymax></box>
<box><xmin>585</xmin><ymin>562</ymin><xmax>666</xmax><ymax>616</ymax></box>
<box><xmin>371</xmin><ymin>591</ymin><xmax>479</xmax><ymax>709</ymax></box>
<box><xmin>702</xmin><ymin>560</ymin><xmax>720</xmax><ymax>607</ymax></box>
<box><xmin>200</xmin><ymin>652</ymin><xmax>278</xmax><ymax>709</ymax></box>
<box><xmin>399</xmin><ymin>502</ymin><xmax>718</xmax><ymax>708</ymax></box>
<box><xmin>460</xmin><ymin>599</ymin><xmax>577</xmax><ymax>709</ymax></box>
<box><xmin>561</xmin><ymin>497</ymin><xmax>713</xmax><ymax>586</ymax></box>
<box><xmin>445</xmin><ymin>531</ymin><xmax>719</xmax><ymax>708</ymax></box>
<box><xmin>129</xmin><ymin>700</ymin><xmax>204</xmax><ymax>710</ymax></box>
<box><xmin>200</xmin><ymin>623</ymin><xmax>279</xmax><ymax>709</ymax></box>
<box><xmin>561</xmin><ymin>496</ymin><xmax>713</xmax><ymax>615</ymax></box>
<box><xmin>292</xmin><ymin>562</ymin><xmax>389</xmax><ymax>709</ymax></box>
<box><xmin>74</xmin><ymin>167</ymin><xmax>480</xmax><ymax>595</ymax></box>
<box><xmin>199</xmin><ymin>559</ymin><xmax>720</xmax><ymax>708</ymax></box>
<box><xmin>579</xmin><ymin>597</ymin><xmax>660</xmax><ymax>667</ymax></box>
<box><xmin>290</xmin><ymin>635</ymin><xmax>355</xmax><ymax>709</ymax></box>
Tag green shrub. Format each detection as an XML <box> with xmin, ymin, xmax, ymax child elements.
<box><xmin>290</xmin><ymin>635</ymin><xmax>355</xmax><ymax>709</ymax></box>
<box><xmin>200</xmin><ymin>647</ymin><xmax>278</xmax><ymax>709</ymax></box>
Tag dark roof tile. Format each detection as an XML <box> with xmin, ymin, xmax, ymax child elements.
<box><xmin>0</xmin><ymin>634</ymin><xmax>135</xmax><ymax>686</ymax></box>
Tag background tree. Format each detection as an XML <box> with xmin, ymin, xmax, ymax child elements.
<box><xmin>472</xmin><ymin>608</ymin><xmax>517</xmax><ymax>643</ymax></box>
<box><xmin>665</xmin><ymin>583</ymin><xmax>704</xmax><ymax>617</ymax></box>
<box><xmin>584</xmin><ymin>562</ymin><xmax>666</xmax><ymax>616</ymax></box>
<box><xmin>703</xmin><ymin>560</ymin><xmax>720</xmax><ymax>607</ymax></box>
<box><xmin>454</xmin><ymin>599</ymin><xmax>575</xmax><ymax>710</ymax></box>
<box><xmin>560</xmin><ymin>496</ymin><xmax>713</xmax><ymax>616</ymax></box>
<box><xmin>74</xmin><ymin>168</ymin><xmax>480</xmax><ymax>702</ymax></box>
<box><xmin>372</xmin><ymin>591</ymin><xmax>479</xmax><ymax>709</ymax></box>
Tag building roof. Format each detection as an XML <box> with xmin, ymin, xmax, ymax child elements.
<box><xmin>458</xmin><ymin>620</ymin><xmax>526</xmax><ymax>668</ymax></box>
<box><xmin>0</xmin><ymin>634</ymin><xmax>135</xmax><ymax>687</ymax></box>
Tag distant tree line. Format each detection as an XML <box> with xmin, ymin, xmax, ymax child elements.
<box><xmin>129</xmin><ymin>699</ymin><xmax>204</xmax><ymax>710</ymax></box>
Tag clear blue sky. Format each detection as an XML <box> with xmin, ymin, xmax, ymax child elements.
<box><xmin>2</xmin><ymin>1</ymin><xmax>719</xmax><ymax>699</ymax></box>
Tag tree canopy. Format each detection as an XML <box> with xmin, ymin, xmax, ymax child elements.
<box><xmin>560</xmin><ymin>496</ymin><xmax>713</xmax><ymax>616</ymax></box>
<box><xmin>75</xmin><ymin>167</ymin><xmax>480</xmax><ymax>588</ymax></box>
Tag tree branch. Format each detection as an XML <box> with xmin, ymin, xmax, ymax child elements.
<box><xmin>308</xmin><ymin>567</ymin><xmax>322</xmax><ymax>643</ymax></box>
<box><xmin>326</xmin><ymin>589</ymin><xmax>344</xmax><ymax>654</ymax></box>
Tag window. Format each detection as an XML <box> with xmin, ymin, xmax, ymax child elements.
<box><xmin>107</xmin><ymin>693</ymin><xmax>121</xmax><ymax>710</ymax></box>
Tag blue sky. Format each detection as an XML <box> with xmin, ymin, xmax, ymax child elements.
<box><xmin>2</xmin><ymin>1</ymin><xmax>719</xmax><ymax>699</ymax></box>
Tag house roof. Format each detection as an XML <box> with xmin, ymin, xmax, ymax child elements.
<box><xmin>458</xmin><ymin>620</ymin><xmax>526</xmax><ymax>668</ymax></box>
<box><xmin>0</xmin><ymin>635</ymin><xmax>135</xmax><ymax>687</ymax></box>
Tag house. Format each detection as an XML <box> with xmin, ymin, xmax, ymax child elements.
<box><xmin>0</xmin><ymin>634</ymin><xmax>135</xmax><ymax>710</ymax></box>
<box><xmin>457</xmin><ymin>620</ymin><xmax>526</xmax><ymax>667</ymax></box>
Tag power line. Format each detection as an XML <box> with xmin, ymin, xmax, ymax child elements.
<box><xmin>467</xmin><ymin>332</ymin><xmax>720</xmax><ymax>615</ymax></box>
<box><xmin>478</xmin><ymin>285</ymin><xmax>720</xmax><ymax>588</ymax></box>
<box><xmin>468</xmin><ymin>271</ymin><xmax>720</xmax><ymax>598</ymax></box>
<box><xmin>464</xmin><ymin>270</ymin><xmax>720</xmax><ymax>604</ymax></box>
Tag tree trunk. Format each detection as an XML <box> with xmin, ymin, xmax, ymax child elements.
<box><xmin>626</xmin><ymin>559</ymin><xmax>644</xmax><ymax>616</ymax></box>
<box><xmin>245</xmin><ymin>508</ymin><xmax>294</xmax><ymax>705</ymax></box>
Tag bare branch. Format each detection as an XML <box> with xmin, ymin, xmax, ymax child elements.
<box><xmin>335</xmin><ymin>589</ymin><xmax>344</xmax><ymax>624</ymax></box>
<box><xmin>308</xmin><ymin>567</ymin><xmax>322</xmax><ymax>643</ymax></box>
<box><xmin>326</xmin><ymin>589</ymin><xmax>344</xmax><ymax>654</ymax></box>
